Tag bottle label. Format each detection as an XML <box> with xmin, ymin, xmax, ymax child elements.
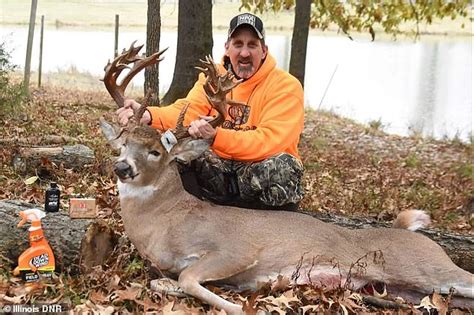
<box><xmin>30</xmin><ymin>253</ymin><xmax>49</xmax><ymax>268</ymax></box>
<box><xmin>46</xmin><ymin>190</ymin><xmax>60</xmax><ymax>212</ymax></box>
<box><xmin>21</xmin><ymin>270</ymin><xmax>53</xmax><ymax>282</ymax></box>
<box><xmin>48</xmin><ymin>195</ymin><xmax>58</xmax><ymax>205</ymax></box>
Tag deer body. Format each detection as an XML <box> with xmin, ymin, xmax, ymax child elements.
<box><xmin>102</xmin><ymin>47</ymin><xmax>473</xmax><ymax>313</ymax></box>
<box><xmin>113</xmin><ymin>156</ymin><xmax>473</xmax><ymax>313</ymax></box>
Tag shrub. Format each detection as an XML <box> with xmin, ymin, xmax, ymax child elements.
<box><xmin>0</xmin><ymin>42</ymin><xmax>26</xmax><ymax>115</ymax></box>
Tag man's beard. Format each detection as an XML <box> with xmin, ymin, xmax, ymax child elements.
<box><xmin>236</xmin><ymin>62</ymin><xmax>255</xmax><ymax>79</ymax></box>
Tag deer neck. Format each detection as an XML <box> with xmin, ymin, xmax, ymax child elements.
<box><xmin>117</xmin><ymin>163</ymin><xmax>192</xmax><ymax>217</ymax></box>
<box><xmin>117</xmin><ymin>163</ymin><xmax>196</xmax><ymax>262</ymax></box>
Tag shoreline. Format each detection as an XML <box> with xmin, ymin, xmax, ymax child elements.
<box><xmin>1</xmin><ymin>21</ymin><xmax>472</xmax><ymax>39</ymax></box>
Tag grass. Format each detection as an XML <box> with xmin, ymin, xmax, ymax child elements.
<box><xmin>456</xmin><ymin>162</ymin><xmax>473</xmax><ymax>180</ymax></box>
<box><xmin>403</xmin><ymin>153</ymin><xmax>421</xmax><ymax>168</ymax></box>
<box><xmin>0</xmin><ymin>0</ymin><xmax>471</xmax><ymax>38</ymax></box>
<box><xmin>0</xmin><ymin>0</ymin><xmax>294</xmax><ymax>33</ymax></box>
<box><xmin>367</xmin><ymin>118</ymin><xmax>384</xmax><ymax>131</ymax></box>
<box><xmin>11</xmin><ymin>68</ymin><xmax>144</xmax><ymax>96</ymax></box>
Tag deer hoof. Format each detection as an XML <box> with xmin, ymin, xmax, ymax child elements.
<box><xmin>150</xmin><ymin>278</ymin><xmax>187</xmax><ymax>297</ymax></box>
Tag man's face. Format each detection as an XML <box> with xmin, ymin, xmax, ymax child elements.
<box><xmin>225</xmin><ymin>26</ymin><xmax>268</xmax><ymax>80</ymax></box>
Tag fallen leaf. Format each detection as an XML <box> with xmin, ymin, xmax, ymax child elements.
<box><xmin>108</xmin><ymin>286</ymin><xmax>141</xmax><ymax>303</ymax></box>
<box><xmin>416</xmin><ymin>295</ymin><xmax>435</xmax><ymax>312</ymax></box>
<box><xmin>24</xmin><ymin>176</ymin><xmax>39</xmax><ymax>185</ymax></box>
<box><xmin>264</xmin><ymin>305</ymin><xmax>286</xmax><ymax>315</ymax></box>
<box><xmin>270</xmin><ymin>275</ymin><xmax>291</xmax><ymax>293</ymax></box>
<box><xmin>431</xmin><ymin>291</ymin><xmax>448</xmax><ymax>315</ymax></box>
<box><xmin>162</xmin><ymin>300</ymin><xmax>188</xmax><ymax>315</ymax></box>
<box><xmin>90</xmin><ymin>290</ymin><xmax>109</xmax><ymax>304</ymax></box>
<box><xmin>300</xmin><ymin>304</ymin><xmax>320</xmax><ymax>314</ymax></box>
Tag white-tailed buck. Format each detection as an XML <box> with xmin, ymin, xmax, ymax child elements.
<box><xmin>101</xmin><ymin>43</ymin><xmax>473</xmax><ymax>314</ymax></box>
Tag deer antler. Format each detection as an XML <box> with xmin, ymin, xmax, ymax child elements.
<box><xmin>171</xmin><ymin>56</ymin><xmax>242</xmax><ymax>140</ymax></box>
<box><xmin>103</xmin><ymin>41</ymin><xmax>168</xmax><ymax>108</ymax></box>
<box><xmin>195</xmin><ymin>55</ymin><xmax>220</xmax><ymax>93</ymax></box>
<box><xmin>195</xmin><ymin>56</ymin><xmax>243</xmax><ymax>123</ymax></box>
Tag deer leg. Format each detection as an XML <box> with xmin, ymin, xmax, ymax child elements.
<box><xmin>177</xmin><ymin>252</ymin><xmax>257</xmax><ymax>315</ymax></box>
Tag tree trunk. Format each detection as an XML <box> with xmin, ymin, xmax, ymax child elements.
<box><xmin>303</xmin><ymin>210</ymin><xmax>474</xmax><ymax>273</ymax></box>
<box><xmin>289</xmin><ymin>0</ymin><xmax>311</xmax><ymax>87</ymax></box>
<box><xmin>144</xmin><ymin>0</ymin><xmax>161</xmax><ymax>106</ymax></box>
<box><xmin>0</xmin><ymin>200</ymin><xmax>117</xmax><ymax>274</ymax></box>
<box><xmin>161</xmin><ymin>0</ymin><xmax>213</xmax><ymax>105</ymax></box>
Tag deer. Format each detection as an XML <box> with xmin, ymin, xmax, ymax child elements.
<box><xmin>100</xmin><ymin>43</ymin><xmax>473</xmax><ymax>314</ymax></box>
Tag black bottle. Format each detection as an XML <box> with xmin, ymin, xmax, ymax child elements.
<box><xmin>45</xmin><ymin>182</ymin><xmax>60</xmax><ymax>212</ymax></box>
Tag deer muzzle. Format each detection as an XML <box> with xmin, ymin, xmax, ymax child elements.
<box><xmin>114</xmin><ymin>161</ymin><xmax>136</xmax><ymax>180</ymax></box>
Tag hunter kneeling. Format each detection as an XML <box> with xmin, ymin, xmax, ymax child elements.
<box><xmin>117</xmin><ymin>13</ymin><xmax>304</xmax><ymax>211</ymax></box>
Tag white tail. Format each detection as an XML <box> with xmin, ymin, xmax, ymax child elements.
<box><xmin>393</xmin><ymin>209</ymin><xmax>431</xmax><ymax>231</ymax></box>
<box><xmin>100</xmin><ymin>46</ymin><xmax>473</xmax><ymax>314</ymax></box>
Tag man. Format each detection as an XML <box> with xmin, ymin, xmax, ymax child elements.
<box><xmin>117</xmin><ymin>13</ymin><xmax>305</xmax><ymax>210</ymax></box>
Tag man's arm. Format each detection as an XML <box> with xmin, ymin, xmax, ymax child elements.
<box><xmin>147</xmin><ymin>74</ymin><xmax>213</xmax><ymax>131</ymax></box>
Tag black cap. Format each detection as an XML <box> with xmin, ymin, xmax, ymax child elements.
<box><xmin>228</xmin><ymin>13</ymin><xmax>265</xmax><ymax>40</ymax></box>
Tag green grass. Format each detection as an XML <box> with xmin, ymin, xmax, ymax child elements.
<box><xmin>0</xmin><ymin>0</ymin><xmax>471</xmax><ymax>37</ymax></box>
<box><xmin>456</xmin><ymin>162</ymin><xmax>473</xmax><ymax>180</ymax></box>
<box><xmin>367</xmin><ymin>118</ymin><xmax>384</xmax><ymax>131</ymax></box>
<box><xmin>403</xmin><ymin>153</ymin><xmax>421</xmax><ymax>168</ymax></box>
<box><xmin>13</xmin><ymin>67</ymin><xmax>144</xmax><ymax>96</ymax></box>
<box><xmin>0</xmin><ymin>0</ymin><xmax>295</xmax><ymax>33</ymax></box>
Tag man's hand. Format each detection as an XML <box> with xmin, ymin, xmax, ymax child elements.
<box><xmin>189</xmin><ymin>115</ymin><xmax>216</xmax><ymax>140</ymax></box>
<box><xmin>116</xmin><ymin>99</ymin><xmax>151</xmax><ymax>125</ymax></box>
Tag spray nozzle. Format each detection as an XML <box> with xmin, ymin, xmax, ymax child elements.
<box><xmin>17</xmin><ymin>208</ymin><xmax>46</xmax><ymax>228</ymax></box>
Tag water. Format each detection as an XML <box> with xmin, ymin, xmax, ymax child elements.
<box><xmin>1</xmin><ymin>27</ymin><xmax>472</xmax><ymax>141</ymax></box>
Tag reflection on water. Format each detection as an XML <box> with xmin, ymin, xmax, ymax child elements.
<box><xmin>1</xmin><ymin>27</ymin><xmax>471</xmax><ymax>141</ymax></box>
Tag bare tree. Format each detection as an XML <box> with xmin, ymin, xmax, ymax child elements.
<box><xmin>145</xmin><ymin>0</ymin><xmax>161</xmax><ymax>105</ymax></box>
<box><xmin>162</xmin><ymin>0</ymin><xmax>213</xmax><ymax>106</ymax></box>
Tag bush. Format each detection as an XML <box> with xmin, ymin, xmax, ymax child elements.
<box><xmin>0</xmin><ymin>42</ymin><xmax>26</xmax><ymax>115</ymax></box>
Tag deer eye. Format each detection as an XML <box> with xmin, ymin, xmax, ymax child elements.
<box><xmin>149</xmin><ymin>150</ymin><xmax>161</xmax><ymax>157</ymax></box>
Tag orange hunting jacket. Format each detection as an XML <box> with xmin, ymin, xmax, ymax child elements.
<box><xmin>147</xmin><ymin>53</ymin><xmax>304</xmax><ymax>162</ymax></box>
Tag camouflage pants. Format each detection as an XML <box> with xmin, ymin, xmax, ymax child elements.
<box><xmin>179</xmin><ymin>151</ymin><xmax>305</xmax><ymax>210</ymax></box>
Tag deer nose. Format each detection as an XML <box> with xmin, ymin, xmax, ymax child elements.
<box><xmin>114</xmin><ymin>161</ymin><xmax>133</xmax><ymax>179</ymax></box>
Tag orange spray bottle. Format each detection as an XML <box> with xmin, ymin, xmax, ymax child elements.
<box><xmin>13</xmin><ymin>208</ymin><xmax>55</xmax><ymax>282</ymax></box>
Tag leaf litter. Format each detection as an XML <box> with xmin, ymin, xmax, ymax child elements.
<box><xmin>0</xmin><ymin>86</ymin><xmax>472</xmax><ymax>313</ymax></box>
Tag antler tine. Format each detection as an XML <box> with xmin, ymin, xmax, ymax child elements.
<box><xmin>103</xmin><ymin>41</ymin><xmax>168</xmax><ymax>107</ymax></box>
<box><xmin>194</xmin><ymin>55</ymin><xmax>220</xmax><ymax>92</ymax></box>
<box><xmin>172</xmin><ymin>103</ymin><xmax>191</xmax><ymax>140</ymax></box>
<box><xmin>129</xmin><ymin>89</ymin><xmax>153</xmax><ymax>127</ymax></box>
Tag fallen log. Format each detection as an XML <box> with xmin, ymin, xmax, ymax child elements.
<box><xmin>11</xmin><ymin>144</ymin><xmax>95</xmax><ymax>176</ymax></box>
<box><xmin>304</xmin><ymin>210</ymin><xmax>474</xmax><ymax>273</ymax></box>
<box><xmin>0</xmin><ymin>200</ymin><xmax>117</xmax><ymax>274</ymax></box>
<box><xmin>1</xmin><ymin>200</ymin><xmax>471</xmax><ymax>275</ymax></box>
<box><xmin>0</xmin><ymin>135</ymin><xmax>77</xmax><ymax>145</ymax></box>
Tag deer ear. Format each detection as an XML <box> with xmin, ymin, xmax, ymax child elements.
<box><xmin>171</xmin><ymin>139</ymin><xmax>210</xmax><ymax>163</ymax></box>
<box><xmin>100</xmin><ymin>117</ymin><xmax>122</xmax><ymax>150</ymax></box>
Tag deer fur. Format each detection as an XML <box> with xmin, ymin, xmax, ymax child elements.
<box><xmin>101</xmin><ymin>47</ymin><xmax>473</xmax><ymax>314</ymax></box>
<box><xmin>100</xmin><ymin>121</ymin><xmax>474</xmax><ymax>314</ymax></box>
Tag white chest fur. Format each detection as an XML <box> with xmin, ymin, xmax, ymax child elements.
<box><xmin>117</xmin><ymin>181</ymin><xmax>158</xmax><ymax>201</ymax></box>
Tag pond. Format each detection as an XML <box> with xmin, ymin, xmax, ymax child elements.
<box><xmin>1</xmin><ymin>27</ymin><xmax>472</xmax><ymax>141</ymax></box>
